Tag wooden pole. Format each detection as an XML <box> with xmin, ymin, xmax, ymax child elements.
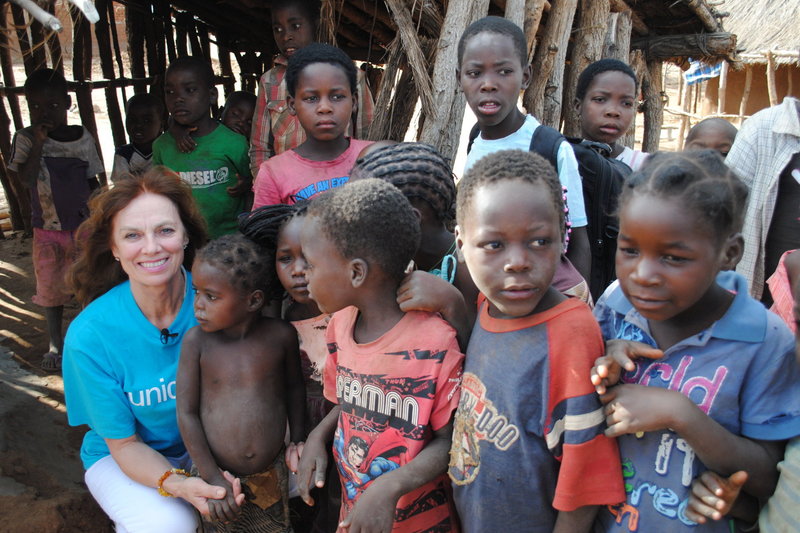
<box><xmin>504</xmin><ymin>0</ymin><xmax>526</xmax><ymax>29</ymax></box>
<box><xmin>522</xmin><ymin>0</ymin><xmax>547</xmax><ymax>61</ymax></box>
<box><xmin>45</xmin><ymin>1</ymin><xmax>63</xmax><ymax>75</ymax></box>
<box><xmin>717</xmin><ymin>60</ymin><xmax>728</xmax><ymax>114</ymax></box>
<box><xmin>126</xmin><ymin>4</ymin><xmax>147</xmax><ymax>92</ymax></box>
<box><xmin>10</xmin><ymin>3</ymin><xmax>35</xmax><ymax>76</ymax></box>
<box><xmin>525</xmin><ymin>0</ymin><xmax>579</xmax><ymax>127</ymax></box>
<box><xmin>159</xmin><ymin>1</ymin><xmax>176</xmax><ymax>63</ymax></box>
<box><xmin>28</xmin><ymin>19</ymin><xmax>47</xmax><ymax>71</ymax></box>
<box><xmin>0</xmin><ymin>4</ymin><xmax>24</xmax><ymax>131</ymax></box>
<box><xmin>621</xmin><ymin>49</ymin><xmax>644</xmax><ymax>148</ymax></box>
<box><xmin>366</xmin><ymin>38</ymin><xmax>401</xmax><ymax>141</ymax></box>
<box><xmin>384</xmin><ymin>0</ymin><xmax>434</xmax><ymax>119</ymax></box>
<box><xmin>218</xmin><ymin>37</ymin><xmax>235</xmax><ymax>99</ymax></box>
<box><xmin>175</xmin><ymin>13</ymin><xmax>188</xmax><ymax>57</ymax></box>
<box><xmin>418</xmin><ymin>0</ymin><xmax>491</xmax><ymax>161</ymax></box>
<box><xmin>94</xmin><ymin>0</ymin><xmax>126</xmax><ymax>147</ymax></box>
<box><xmin>603</xmin><ymin>9</ymin><xmax>632</xmax><ymax>62</ymax></box>
<box><xmin>677</xmin><ymin>79</ymin><xmax>692</xmax><ymax>149</ymax></box>
<box><xmin>108</xmin><ymin>0</ymin><xmax>129</xmax><ymax>105</ymax></box>
<box><xmin>766</xmin><ymin>51</ymin><xmax>778</xmax><ymax>106</ymax></box>
<box><xmin>642</xmin><ymin>60</ymin><xmax>663</xmax><ymax>152</ymax></box>
<box><xmin>738</xmin><ymin>64</ymin><xmax>752</xmax><ymax>124</ymax></box>
<box><xmin>0</xmin><ymin>93</ymin><xmax>23</xmax><ymax>231</ymax></box>
<box><xmin>563</xmin><ymin>0</ymin><xmax>611</xmax><ymax>136</ymax></box>
<box><xmin>71</xmin><ymin>4</ymin><xmax>107</xmax><ymax>186</ymax></box>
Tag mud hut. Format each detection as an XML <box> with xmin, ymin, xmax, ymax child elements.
<box><xmin>0</xmin><ymin>0</ymin><xmax>734</xmax><ymax>235</ymax></box>
<box><xmin>701</xmin><ymin>0</ymin><xmax>799</xmax><ymax>120</ymax></box>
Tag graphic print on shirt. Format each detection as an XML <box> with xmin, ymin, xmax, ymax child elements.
<box><xmin>178</xmin><ymin>167</ymin><xmax>229</xmax><ymax>188</ymax></box>
<box><xmin>448</xmin><ymin>372</ymin><xmax>521</xmax><ymax>485</ymax></box>
<box><xmin>604</xmin><ymin>327</ymin><xmax>731</xmax><ymax>530</ymax></box>
<box><xmin>294</xmin><ymin>176</ymin><xmax>349</xmax><ymax>201</ymax></box>
<box><xmin>333</xmin><ymin>360</ymin><xmax>451</xmax><ymax>520</ymax></box>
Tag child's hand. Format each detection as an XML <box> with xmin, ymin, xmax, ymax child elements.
<box><xmin>686</xmin><ymin>470</ymin><xmax>748</xmax><ymax>524</ymax></box>
<box><xmin>168</xmin><ymin>121</ymin><xmax>197</xmax><ymax>153</ymax></box>
<box><xmin>339</xmin><ymin>477</ymin><xmax>399</xmax><ymax>533</ymax></box>
<box><xmin>600</xmin><ymin>384</ymin><xmax>686</xmax><ymax>437</ymax></box>
<box><xmin>591</xmin><ymin>340</ymin><xmax>663</xmax><ymax>394</ymax></box>
<box><xmin>226</xmin><ymin>174</ymin><xmax>252</xmax><ymax>197</ymax></box>
<box><xmin>297</xmin><ymin>435</ymin><xmax>328</xmax><ymax>506</ymax></box>
<box><xmin>285</xmin><ymin>441</ymin><xmax>305</xmax><ymax>473</ymax></box>
<box><xmin>396</xmin><ymin>271</ymin><xmax>462</xmax><ymax>314</ymax></box>
<box><xmin>205</xmin><ymin>470</ymin><xmax>243</xmax><ymax>523</ymax></box>
<box><xmin>31</xmin><ymin>122</ymin><xmax>52</xmax><ymax>143</ymax></box>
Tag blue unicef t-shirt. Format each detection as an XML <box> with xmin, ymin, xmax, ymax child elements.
<box><xmin>63</xmin><ymin>271</ymin><xmax>197</xmax><ymax>469</ymax></box>
<box><xmin>593</xmin><ymin>271</ymin><xmax>800</xmax><ymax>532</ymax></box>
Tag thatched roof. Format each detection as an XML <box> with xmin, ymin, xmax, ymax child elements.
<box><xmin>718</xmin><ymin>0</ymin><xmax>800</xmax><ymax>64</ymax></box>
<box><xmin>165</xmin><ymin>0</ymin><xmax>730</xmax><ymax>65</ymax></box>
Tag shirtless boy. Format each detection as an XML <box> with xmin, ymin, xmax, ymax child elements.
<box><xmin>178</xmin><ymin>234</ymin><xmax>305</xmax><ymax>531</ymax></box>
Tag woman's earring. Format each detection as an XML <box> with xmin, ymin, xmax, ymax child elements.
<box><xmin>114</xmin><ymin>256</ymin><xmax>120</xmax><ymax>262</ymax></box>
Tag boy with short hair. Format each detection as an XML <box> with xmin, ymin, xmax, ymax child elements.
<box><xmin>458</xmin><ymin>16</ymin><xmax>591</xmax><ymax>280</ymax></box>
<box><xmin>178</xmin><ymin>233</ymin><xmax>305</xmax><ymax>532</ymax></box>
<box><xmin>684</xmin><ymin>117</ymin><xmax>738</xmax><ymax>158</ymax></box>
<box><xmin>220</xmin><ymin>91</ymin><xmax>257</xmax><ymax>138</ymax></box>
<box><xmin>449</xmin><ymin>149</ymin><xmax>625</xmax><ymax>532</ymax></box>
<box><xmin>111</xmin><ymin>93</ymin><xmax>164</xmax><ymax>182</ymax></box>
<box><xmin>8</xmin><ymin>68</ymin><xmax>104</xmax><ymax>371</ymax></box>
<box><xmin>297</xmin><ymin>179</ymin><xmax>464</xmax><ymax>532</ymax></box>
<box><xmin>153</xmin><ymin>56</ymin><xmax>251</xmax><ymax>239</ymax></box>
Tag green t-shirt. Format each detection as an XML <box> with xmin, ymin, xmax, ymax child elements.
<box><xmin>153</xmin><ymin>124</ymin><xmax>250</xmax><ymax>239</ymax></box>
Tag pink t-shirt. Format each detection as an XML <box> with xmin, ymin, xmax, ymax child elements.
<box><xmin>253</xmin><ymin>139</ymin><xmax>373</xmax><ymax>208</ymax></box>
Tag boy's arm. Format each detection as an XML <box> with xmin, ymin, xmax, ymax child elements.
<box><xmin>282</xmin><ymin>323</ymin><xmax>306</xmax><ymax>444</ymax></box>
<box><xmin>249</xmin><ymin>73</ymin><xmax>274</xmax><ymax>176</ymax></box>
<box><xmin>339</xmin><ymin>422</ymin><xmax>454</xmax><ymax>533</ymax></box>
<box><xmin>297</xmin><ymin>405</ymin><xmax>341</xmax><ymax>506</ymax></box>
<box><xmin>175</xmin><ymin>330</ymin><xmax>241</xmax><ymax>521</ymax></box>
<box><xmin>553</xmin><ymin>505</ymin><xmax>600</xmax><ymax>533</ymax></box>
<box><xmin>565</xmin><ymin>226</ymin><xmax>591</xmax><ymax>282</ymax></box>
<box><xmin>602</xmin><ymin>384</ymin><xmax>785</xmax><ymax>497</ymax></box>
<box><xmin>17</xmin><ymin>126</ymin><xmax>47</xmax><ymax>189</ymax></box>
<box><xmin>396</xmin><ymin>271</ymin><xmax>472</xmax><ymax>350</ymax></box>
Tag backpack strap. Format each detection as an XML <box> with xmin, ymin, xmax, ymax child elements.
<box><xmin>530</xmin><ymin>124</ymin><xmax>564</xmax><ymax>171</ymax></box>
<box><xmin>466</xmin><ymin>122</ymin><xmax>481</xmax><ymax>154</ymax></box>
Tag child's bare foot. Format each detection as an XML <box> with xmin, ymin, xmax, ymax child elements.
<box><xmin>40</xmin><ymin>351</ymin><xmax>61</xmax><ymax>372</ymax></box>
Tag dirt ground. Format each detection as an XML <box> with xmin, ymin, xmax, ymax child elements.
<box><xmin>0</xmin><ymin>232</ymin><xmax>112</xmax><ymax>533</ymax></box>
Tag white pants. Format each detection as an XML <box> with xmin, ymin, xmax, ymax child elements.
<box><xmin>84</xmin><ymin>453</ymin><xmax>199</xmax><ymax>533</ymax></box>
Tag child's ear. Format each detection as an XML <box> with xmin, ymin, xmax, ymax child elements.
<box><xmin>287</xmin><ymin>95</ymin><xmax>296</xmax><ymax>116</ymax></box>
<box><xmin>455</xmin><ymin>68</ymin><xmax>461</xmax><ymax>87</ymax></box>
<box><xmin>349</xmin><ymin>258</ymin><xmax>367</xmax><ymax>288</ymax></box>
<box><xmin>521</xmin><ymin>63</ymin><xmax>532</xmax><ymax>90</ymax></box>
<box><xmin>720</xmin><ymin>233</ymin><xmax>744</xmax><ymax>271</ymax></box>
<box><xmin>573</xmin><ymin>96</ymin><xmax>582</xmax><ymax>115</ymax></box>
<box><xmin>248</xmin><ymin>289</ymin><xmax>265</xmax><ymax>312</ymax></box>
<box><xmin>455</xmin><ymin>225</ymin><xmax>464</xmax><ymax>252</ymax></box>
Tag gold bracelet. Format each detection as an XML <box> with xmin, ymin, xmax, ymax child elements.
<box><xmin>157</xmin><ymin>468</ymin><xmax>189</xmax><ymax>497</ymax></box>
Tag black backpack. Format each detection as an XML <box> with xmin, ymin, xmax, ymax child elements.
<box><xmin>467</xmin><ymin>122</ymin><xmax>632</xmax><ymax>299</ymax></box>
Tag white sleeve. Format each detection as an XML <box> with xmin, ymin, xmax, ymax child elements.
<box><xmin>556</xmin><ymin>140</ymin><xmax>587</xmax><ymax>227</ymax></box>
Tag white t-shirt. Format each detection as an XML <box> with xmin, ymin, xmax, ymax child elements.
<box><xmin>465</xmin><ymin>115</ymin><xmax>587</xmax><ymax>227</ymax></box>
<box><xmin>615</xmin><ymin>146</ymin><xmax>649</xmax><ymax>171</ymax></box>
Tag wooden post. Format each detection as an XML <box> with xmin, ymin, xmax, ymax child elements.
<box><xmin>525</xmin><ymin>0</ymin><xmax>579</xmax><ymax>127</ymax></box>
<box><xmin>524</xmin><ymin>0</ymin><xmax>547</xmax><ymax>61</ymax></box>
<box><xmin>108</xmin><ymin>0</ymin><xmax>128</xmax><ymax>106</ymax></box>
<box><xmin>367</xmin><ymin>39</ymin><xmax>401</xmax><ymax>141</ymax></box>
<box><xmin>29</xmin><ymin>19</ymin><xmax>48</xmax><ymax>71</ymax></box>
<box><xmin>388</xmin><ymin>67</ymin><xmax>419</xmax><ymax>142</ymax></box>
<box><xmin>504</xmin><ymin>0</ymin><xmax>526</xmax><ymax>28</ymax></box>
<box><xmin>94</xmin><ymin>0</ymin><xmax>126</xmax><ymax>147</ymax></box>
<box><xmin>175</xmin><ymin>12</ymin><xmax>188</xmax><ymax>57</ymax></box>
<box><xmin>738</xmin><ymin>64</ymin><xmax>752</xmax><ymax>124</ymax></box>
<box><xmin>621</xmin><ymin>49</ymin><xmax>644</xmax><ymax>148</ymax></box>
<box><xmin>10</xmin><ymin>3</ymin><xmax>35</xmax><ymax>76</ymax></box>
<box><xmin>642</xmin><ymin>60</ymin><xmax>663</xmax><ymax>152</ymax></box>
<box><xmin>766</xmin><ymin>51</ymin><xmax>778</xmax><ymax>106</ymax></box>
<box><xmin>71</xmin><ymin>5</ymin><xmax>107</xmax><ymax>186</ymax></box>
<box><xmin>384</xmin><ymin>0</ymin><xmax>434</xmax><ymax>120</ymax></box>
<box><xmin>677</xmin><ymin>79</ymin><xmax>692</xmax><ymax>150</ymax></box>
<box><xmin>0</xmin><ymin>94</ymin><xmax>23</xmax><ymax>231</ymax></box>
<box><xmin>160</xmin><ymin>1</ymin><xmax>177</xmax><ymax>63</ymax></box>
<box><xmin>0</xmin><ymin>4</ymin><xmax>23</xmax><ymax>131</ymax></box>
<box><xmin>45</xmin><ymin>1</ymin><xmax>63</xmax><ymax>75</ymax></box>
<box><xmin>218</xmin><ymin>37</ymin><xmax>236</xmax><ymax>99</ymax></box>
<box><xmin>717</xmin><ymin>60</ymin><xmax>728</xmax><ymax>114</ymax></box>
<box><xmin>418</xmin><ymin>0</ymin><xmax>491</xmax><ymax>161</ymax></box>
<box><xmin>563</xmin><ymin>0</ymin><xmax>611</xmax><ymax>136</ymax></box>
<box><xmin>603</xmin><ymin>9</ymin><xmax>632</xmax><ymax>62</ymax></box>
<box><xmin>126</xmin><ymin>4</ymin><xmax>148</xmax><ymax>92</ymax></box>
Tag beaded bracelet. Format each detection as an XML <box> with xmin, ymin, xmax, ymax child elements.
<box><xmin>157</xmin><ymin>468</ymin><xmax>189</xmax><ymax>497</ymax></box>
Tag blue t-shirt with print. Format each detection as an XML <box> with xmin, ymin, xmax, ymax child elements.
<box><xmin>594</xmin><ymin>271</ymin><xmax>800</xmax><ymax>532</ymax></box>
<box><xmin>63</xmin><ymin>272</ymin><xmax>197</xmax><ymax>469</ymax></box>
